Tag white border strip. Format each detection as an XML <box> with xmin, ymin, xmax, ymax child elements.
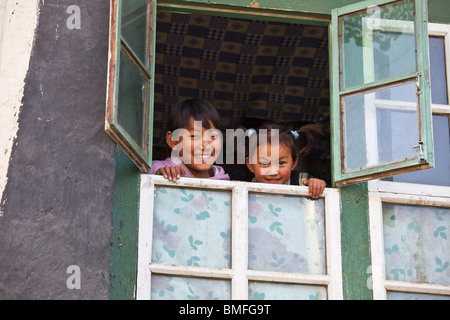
<box><xmin>324</xmin><ymin>188</ymin><xmax>343</xmax><ymax>299</ymax></box>
<box><xmin>136</xmin><ymin>175</ymin><xmax>154</xmax><ymax>300</ymax></box>
<box><xmin>231</xmin><ymin>184</ymin><xmax>248</xmax><ymax>299</ymax></box>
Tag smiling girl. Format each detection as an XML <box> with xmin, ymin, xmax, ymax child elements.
<box><xmin>147</xmin><ymin>98</ymin><xmax>229</xmax><ymax>181</ymax></box>
<box><xmin>245</xmin><ymin>122</ymin><xmax>326</xmax><ymax>198</ymax></box>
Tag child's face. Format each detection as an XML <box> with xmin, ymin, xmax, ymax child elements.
<box><xmin>167</xmin><ymin>117</ymin><xmax>222</xmax><ymax>177</ymax></box>
<box><xmin>246</xmin><ymin>142</ymin><xmax>298</xmax><ymax>184</ymax></box>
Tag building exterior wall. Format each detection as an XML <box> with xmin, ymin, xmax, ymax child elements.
<box><xmin>0</xmin><ymin>0</ymin><xmax>448</xmax><ymax>300</ymax></box>
<box><xmin>0</xmin><ymin>0</ymin><xmax>114</xmax><ymax>299</ymax></box>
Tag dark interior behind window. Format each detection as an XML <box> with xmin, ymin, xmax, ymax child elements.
<box><xmin>152</xmin><ymin>11</ymin><xmax>331</xmax><ymax>184</ymax></box>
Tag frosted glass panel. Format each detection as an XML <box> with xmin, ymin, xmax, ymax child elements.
<box><xmin>249</xmin><ymin>282</ymin><xmax>327</xmax><ymax>300</ymax></box>
<box><xmin>151</xmin><ymin>275</ymin><xmax>230</xmax><ymax>300</ymax></box>
<box><xmin>152</xmin><ymin>187</ymin><xmax>231</xmax><ymax>268</ymax></box>
<box><xmin>383</xmin><ymin>204</ymin><xmax>450</xmax><ymax>285</ymax></box>
<box><xmin>248</xmin><ymin>193</ymin><xmax>326</xmax><ymax>274</ymax></box>
<box><xmin>387</xmin><ymin>291</ymin><xmax>450</xmax><ymax>300</ymax></box>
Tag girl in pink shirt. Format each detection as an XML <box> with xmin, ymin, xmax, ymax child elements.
<box><xmin>147</xmin><ymin>98</ymin><xmax>230</xmax><ymax>181</ymax></box>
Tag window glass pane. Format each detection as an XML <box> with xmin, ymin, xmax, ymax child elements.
<box><xmin>152</xmin><ymin>187</ymin><xmax>231</xmax><ymax>268</ymax></box>
<box><xmin>343</xmin><ymin>81</ymin><xmax>418</xmax><ymax>172</ymax></box>
<box><xmin>383</xmin><ymin>203</ymin><xmax>450</xmax><ymax>285</ymax></box>
<box><xmin>385</xmin><ymin>115</ymin><xmax>450</xmax><ymax>186</ymax></box>
<box><xmin>249</xmin><ymin>282</ymin><xmax>327</xmax><ymax>300</ymax></box>
<box><xmin>118</xmin><ymin>50</ymin><xmax>149</xmax><ymax>151</ymax></box>
<box><xmin>248</xmin><ymin>193</ymin><xmax>326</xmax><ymax>274</ymax></box>
<box><xmin>430</xmin><ymin>36</ymin><xmax>448</xmax><ymax>105</ymax></box>
<box><xmin>387</xmin><ymin>291</ymin><xmax>450</xmax><ymax>300</ymax></box>
<box><xmin>151</xmin><ymin>275</ymin><xmax>230</xmax><ymax>299</ymax></box>
<box><xmin>339</xmin><ymin>0</ymin><xmax>416</xmax><ymax>90</ymax></box>
<box><xmin>121</xmin><ymin>0</ymin><xmax>149</xmax><ymax>66</ymax></box>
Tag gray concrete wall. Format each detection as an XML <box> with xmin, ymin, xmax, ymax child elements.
<box><xmin>0</xmin><ymin>0</ymin><xmax>114</xmax><ymax>299</ymax></box>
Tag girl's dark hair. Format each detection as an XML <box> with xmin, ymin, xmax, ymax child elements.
<box><xmin>248</xmin><ymin>121</ymin><xmax>323</xmax><ymax>161</ymax></box>
<box><xmin>168</xmin><ymin>98</ymin><xmax>223</xmax><ymax>132</ymax></box>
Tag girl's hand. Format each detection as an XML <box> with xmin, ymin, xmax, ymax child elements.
<box><xmin>155</xmin><ymin>166</ymin><xmax>186</xmax><ymax>182</ymax></box>
<box><xmin>303</xmin><ymin>178</ymin><xmax>326</xmax><ymax>199</ymax></box>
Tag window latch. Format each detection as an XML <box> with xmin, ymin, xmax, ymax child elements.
<box><xmin>413</xmin><ymin>141</ymin><xmax>425</xmax><ymax>161</ymax></box>
<box><xmin>415</xmin><ymin>72</ymin><xmax>422</xmax><ymax>95</ymax></box>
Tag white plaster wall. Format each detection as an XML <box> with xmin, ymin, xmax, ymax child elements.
<box><xmin>0</xmin><ymin>0</ymin><xmax>40</xmax><ymax>216</ymax></box>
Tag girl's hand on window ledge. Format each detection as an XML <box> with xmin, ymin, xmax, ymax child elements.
<box><xmin>303</xmin><ymin>178</ymin><xmax>326</xmax><ymax>199</ymax></box>
<box><xmin>155</xmin><ymin>166</ymin><xmax>186</xmax><ymax>182</ymax></box>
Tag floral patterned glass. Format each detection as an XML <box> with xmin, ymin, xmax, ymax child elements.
<box><xmin>248</xmin><ymin>193</ymin><xmax>326</xmax><ymax>274</ymax></box>
<box><xmin>383</xmin><ymin>204</ymin><xmax>450</xmax><ymax>285</ymax></box>
<box><xmin>152</xmin><ymin>187</ymin><xmax>231</xmax><ymax>268</ymax></box>
<box><xmin>249</xmin><ymin>282</ymin><xmax>327</xmax><ymax>300</ymax></box>
<box><xmin>151</xmin><ymin>275</ymin><xmax>230</xmax><ymax>300</ymax></box>
<box><xmin>387</xmin><ymin>291</ymin><xmax>450</xmax><ymax>300</ymax></box>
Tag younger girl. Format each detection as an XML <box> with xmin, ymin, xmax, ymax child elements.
<box><xmin>245</xmin><ymin>122</ymin><xmax>326</xmax><ymax>198</ymax></box>
<box><xmin>147</xmin><ymin>98</ymin><xmax>230</xmax><ymax>181</ymax></box>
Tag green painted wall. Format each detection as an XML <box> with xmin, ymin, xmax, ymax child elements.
<box><xmin>162</xmin><ymin>0</ymin><xmax>450</xmax><ymax>23</ymax></box>
<box><xmin>162</xmin><ymin>0</ymin><xmax>344</xmax><ymax>14</ymax></box>
<box><xmin>428</xmin><ymin>0</ymin><xmax>450</xmax><ymax>23</ymax></box>
<box><xmin>340</xmin><ymin>182</ymin><xmax>372</xmax><ymax>300</ymax></box>
<box><xmin>110</xmin><ymin>147</ymin><xmax>141</xmax><ymax>300</ymax></box>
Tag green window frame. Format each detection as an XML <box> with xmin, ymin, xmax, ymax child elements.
<box><xmin>107</xmin><ymin>0</ymin><xmax>435</xmax><ymax>187</ymax></box>
<box><xmin>330</xmin><ymin>0</ymin><xmax>434</xmax><ymax>187</ymax></box>
<box><xmin>106</xmin><ymin>0</ymin><xmax>156</xmax><ymax>172</ymax></box>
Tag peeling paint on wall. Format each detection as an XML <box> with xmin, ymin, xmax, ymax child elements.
<box><xmin>0</xmin><ymin>0</ymin><xmax>40</xmax><ymax>216</ymax></box>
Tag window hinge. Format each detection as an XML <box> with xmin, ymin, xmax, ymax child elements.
<box><xmin>413</xmin><ymin>141</ymin><xmax>425</xmax><ymax>161</ymax></box>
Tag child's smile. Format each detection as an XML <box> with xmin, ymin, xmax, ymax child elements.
<box><xmin>169</xmin><ymin>117</ymin><xmax>222</xmax><ymax>178</ymax></box>
<box><xmin>246</xmin><ymin>143</ymin><xmax>298</xmax><ymax>185</ymax></box>
<box><xmin>194</xmin><ymin>151</ymin><xmax>214</xmax><ymax>161</ymax></box>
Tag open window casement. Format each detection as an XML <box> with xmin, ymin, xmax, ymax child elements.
<box><xmin>331</xmin><ymin>0</ymin><xmax>434</xmax><ymax>187</ymax></box>
<box><xmin>106</xmin><ymin>0</ymin><xmax>156</xmax><ymax>172</ymax></box>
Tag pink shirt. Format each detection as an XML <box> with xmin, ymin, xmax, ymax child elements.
<box><xmin>146</xmin><ymin>157</ymin><xmax>230</xmax><ymax>180</ymax></box>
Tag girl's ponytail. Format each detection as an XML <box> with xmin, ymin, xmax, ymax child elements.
<box><xmin>295</xmin><ymin>123</ymin><xmax>323</xmax><ymax>156</ymax></box>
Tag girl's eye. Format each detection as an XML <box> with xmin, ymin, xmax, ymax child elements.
<box><xmin>279</xmin><ymin>161</ymin><xmax>286</xmax><ymax>165</ymax></box>
<box><xmin>259</xmin><ymin>162</ymin><xmax>270</xmax><ymax>166</ymax></box>
<box><xmin>191</xmin><ymin>135</ymin><xmax>200</xmax><ymax>139</ymax></box>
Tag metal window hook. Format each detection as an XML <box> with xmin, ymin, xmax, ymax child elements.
<box><xmin>416</xmin><ymin>72</ymin><xmax>422</xmax><ymax>96</ymax></box>
<box><xmin>413</xmin><ymin>141</ymin><xmax>425</xmax><ymax>161</ymax></box>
